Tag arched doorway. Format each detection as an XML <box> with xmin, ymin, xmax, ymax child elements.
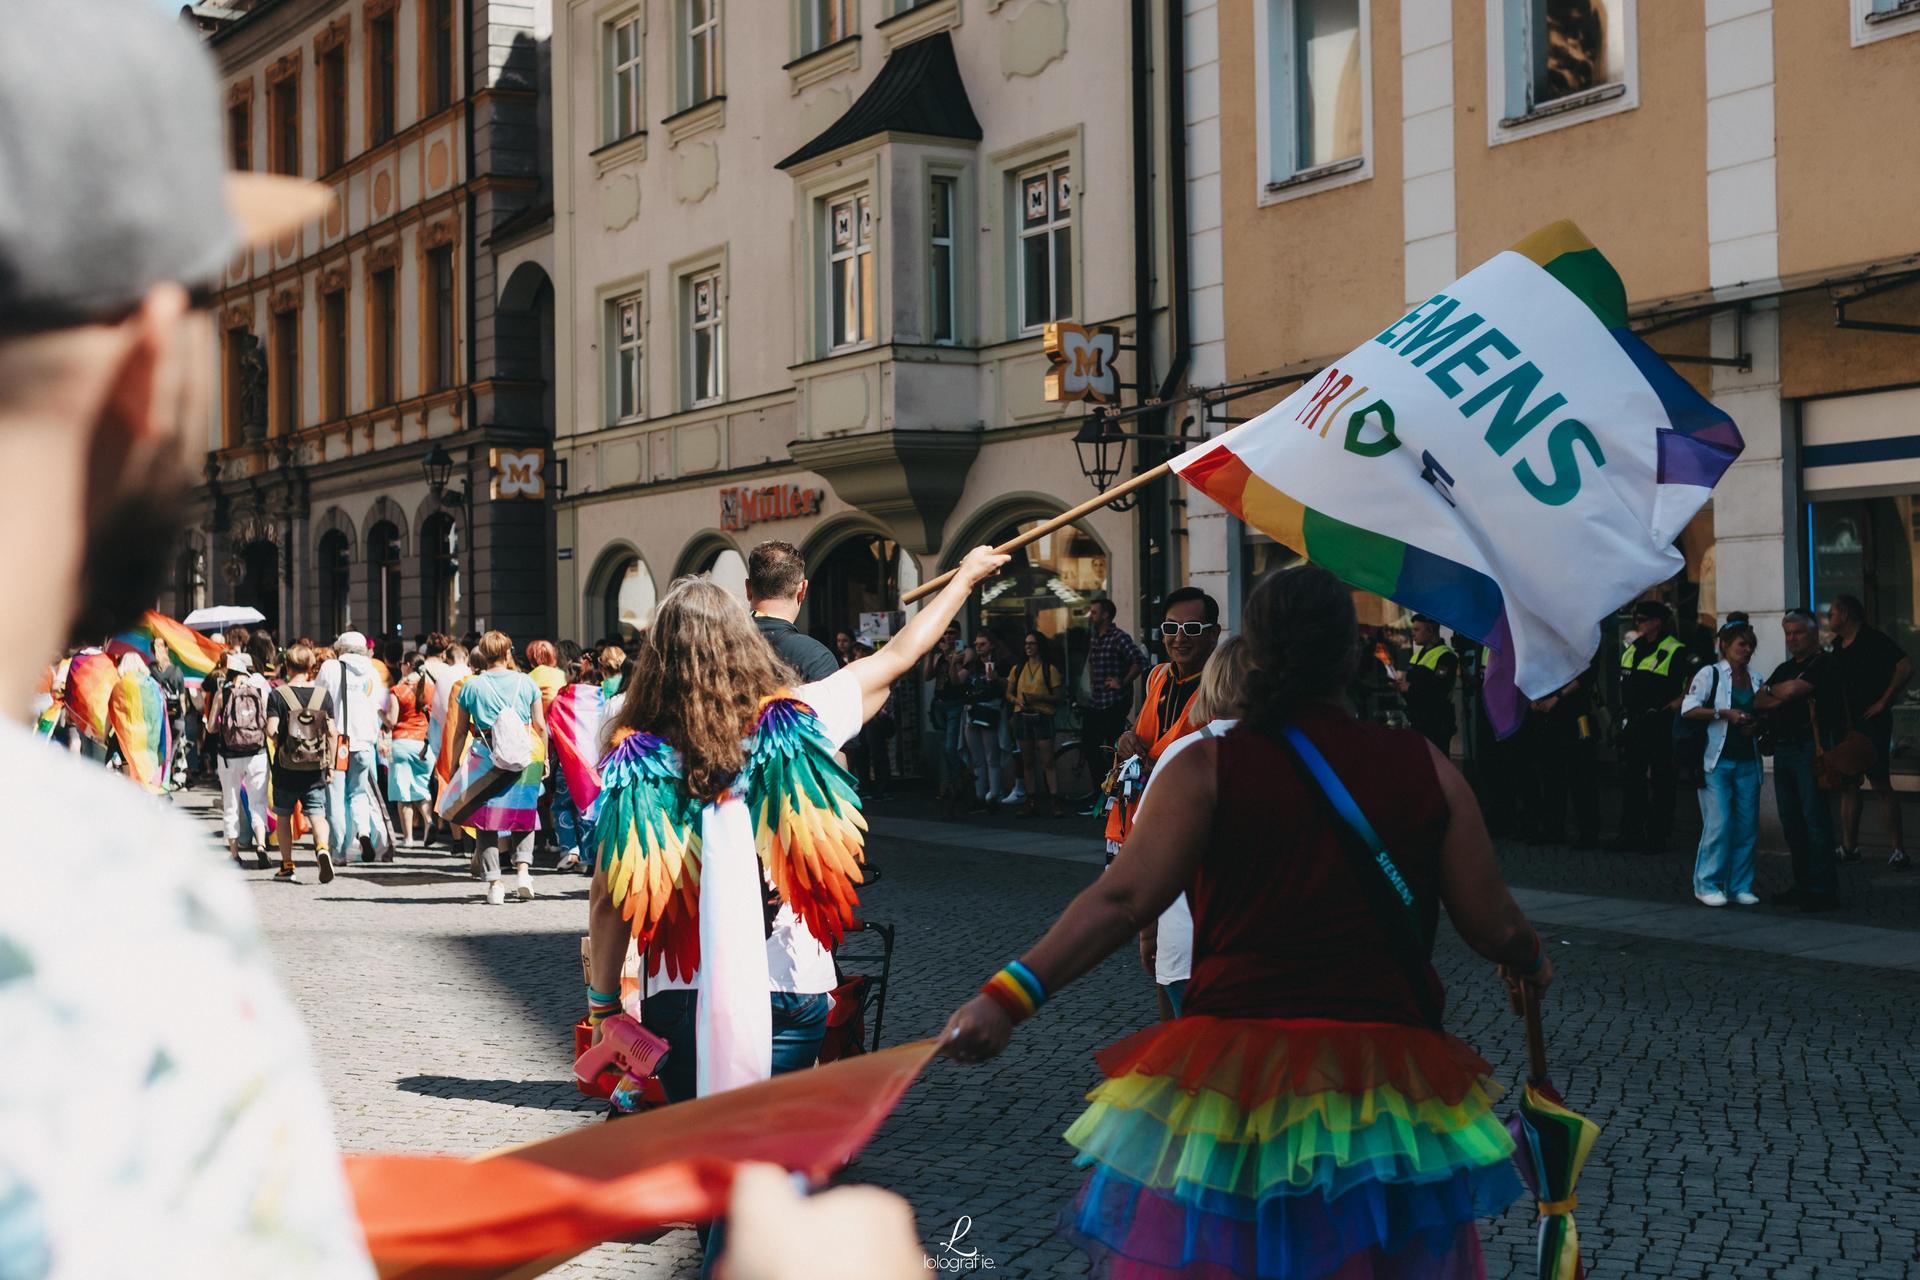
<box><xmin>422</xmin><ymin>511</ymin><xmax>461</xmax><ymax>635</ymax></box>
<box><xmin>678</xmin><ymin>536</ymin><xmax>747</xmax><ymax>602</ymax></box>
<box><xmin>237</xmin><ymin>539</ymin><xmax>280</xmax><ymax>638</ymax></box>
<box><xmin>367</xmin><ymin>521</ymin><xmax>404</xmax><ymax>642</ymax></box>
<box><xmin>806</xmin><ymin>530</ymin><xmax>906</xmax><ymax>648</ymax></box>
<box><xmin>954</xmin><ymin>512</ymin><xmax>1111</xmax><ymax>691</ymax></box>
<box><xmin>317</xmin><ymin>529</ymin><xmax>352</xmax><ymax>639</ymax></box>
<box><xmin>587</xmin><ymin>546</ymin><xmax>657</xmax><ymax>643</ymax></box>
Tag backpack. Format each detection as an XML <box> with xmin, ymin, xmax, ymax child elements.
<box><xmin>221</xmin><ymin>678</ymin><xmax>268</xmax><ymax>752</ymax></box>
<box><xmin>276</xmin><ymin>685</ymin><xmax>332</xmax><ymax>771</ymax></box>
<box><xmin>1671</xmin><ymin>665</ymin><xmax>1720</xmax><ymax>788</ymax></box>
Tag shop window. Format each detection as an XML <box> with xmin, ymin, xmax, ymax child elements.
<box><xmin>604</xmin><ymin>554</ymin><xmax>658</xmax><ymax>641</ymax></box>
<box><xmin>1488</xmin><ymin>0</ymin><xmax>1636</xmax><ymax>139</ymax></box>
<box><xmin>678</xmin><ymin>0</ymin><xmax>722</xmax><ymax>110</ymax></box>
<box><xmin>224</xmin><ymin>325</ymin><xmax>251</xmax><ymax>446</ymax></box>
<box><xmin>1259</xmin><ymin>0</ymin><xmax>1367</xmax><ymax>192</ymax></box>
<box><xmin>318</xmin><ymin>42</ymin><xmax>347</xmax><ymax>171</ymax></box>
<box><xmin>422</xmin><ymin>512</ymin><xmax>461</xmax><ymax>635</ymax></box>
<box><xmin>825</xmin><ymin>190</ymin><xmax>874</xmax><ymax>353</ymax></box>
<box><xmin>1808</xmin><ymin>496</ymin><xmax>1920</xmax><ymax>774</ymax></box>
<box><xmin>229</xmin><ymin>97</ymin><xmax>251</xmax><ymax>171</ymax></box>
<box><xmin>929</xmin><ymin>174</ymin><xmax>957</xmax><ymax>344</ymax></box>
<box><xmin>608</xmin><ymin>290</ymin><xmax>645</xmax><ymax>422</ymax></box>
<box><xmin>369</xmin><ymin>9</ymin><xmax>398</xmax><ymax>145</ymax></box>
<box><xmin>270</xmin><ymin>306</ymin><xmax>300</xmax><ymax>436</ymax></box>
<box><xmin>367</xmin><ymin>520</ymin><xmax>404</xmax><ymax>640</ymax></box>
<box><xmin>967</xmin><ymin>518</ymin><xmax>1109</xmax><ymax>690</ymax></box>
<box><xmin>799</xmin><ymin>0</ymin><xmax>854</xmax><ymax>55</ymax></box>
<box><xmin>318</xmin><ymin>529</ymin><xmax>352</xmax><ymax>638</ymax></box>
<box><xmin>370</xmin><ymin>264</ymin><xmax>397</xmax><ymax>406</ymax></box>
<box><xmin>693</xmin><ymin>546</ymin><xmax>749</xmax><ymax>600</ymax></box>
<box><xmin>605</xmin><ymin>11</ymin><xmax>644</xmax><ymax>143</ymax></box>
<box><xmin>1015</xmin><ymin>161</ymin><xmax>1072</xmax><ymax>335</ymax></box>
<box><xmin>682</xmin><ymin>265</ymin><xmax>724</xmax><ymax>408</ymax></box>
<box><xmin>321</xmin><ymin>287</ymin><xmax>348</xmax><ymax>420</ymax></box>
<box><xmin>425</xmin><ymin>0</ymin><xmax>456</xmax><ymax>114</ymax></box>
<box><xmin>270</xmin><ymin>75</ymin><xmax>300</xmax><ymax>175</ymax></box>
<box><xmin>426</xmin><ymin>245</ymin><xmax>456</xmax><ymax>392</ymax></box>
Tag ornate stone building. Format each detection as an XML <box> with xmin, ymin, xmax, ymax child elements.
<box><xmin>179</xmin><ymin>0</ymin><xmax>556</xmax><ymax>647</ymax></box>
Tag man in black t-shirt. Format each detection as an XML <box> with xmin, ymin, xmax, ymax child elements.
<box><xmin>1755</xmin><ymin>610</ymin><xmax>1839</xmax><ymax>908</ymax></box>
<box><xmin>745</xmin><ymin>540</ymin><xmax>841</xmax><ymax>683</ymax></box>
<box><xmin>1825</xmin><ymin>595</ymin><xmax>1912</xmax><ymax>870</ymax></box>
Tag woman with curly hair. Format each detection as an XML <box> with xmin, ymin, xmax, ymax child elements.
<box><xmin>942</xmin><ymin>564</ymin><xmax>1553</xmax><ymax>1278</ymax></box>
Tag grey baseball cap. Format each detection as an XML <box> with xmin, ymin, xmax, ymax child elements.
<box><xmin>0</xmin><ymin>0</ymin><xmax>328</xmax><ymax>335</ymax></box>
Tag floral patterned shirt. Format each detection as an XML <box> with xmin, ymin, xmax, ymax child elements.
<box><xmin>0</xmin><ymin>723</ymin><xmax>372</xmax><ymax>1279</ymax></box>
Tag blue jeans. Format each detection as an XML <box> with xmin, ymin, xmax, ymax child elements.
<box><xmin>1162</xmin><ymin>980</ymin><xmax>1187</xmax><ymax>1018</ymax></box>
<box><xmin>640</xmin><ymin>990</ymin><xmax>834</xmax><ymax>1106</ymax></box>
<box><xmin>1695</xmin><ymin>755</ymin><xmax>1761</xmax><ymax>897</ymax></box>
<box><xmin>1772</xmin><ymin>741</ymin><xmax>1836</xmax><ymax>897</ymax></box>
<box><xmin>327</xmin><ymin>745</ymin><xmax>384</xmax><ymax>853</ymax></box>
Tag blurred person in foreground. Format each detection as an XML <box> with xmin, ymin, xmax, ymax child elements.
<box><xmin>0</xmin><ymin>0</ymin><xmax>372</xmax><ymax>1273</ymax></box>
<box><xmin>941</xmin><ymin>565</ymin><xmax>1551</xmax><ymax>1278</ymax></box>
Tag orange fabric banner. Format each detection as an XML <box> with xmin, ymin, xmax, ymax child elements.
<box><xmin>347</xmin><ymin>1039</ymin><xmax>938</xmax><ymax>1279</ymax></box>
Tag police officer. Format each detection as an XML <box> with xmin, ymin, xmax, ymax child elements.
<box><xmin>1613</xmin><ymin>600</ymin><xmax>1696</xmax><ymax>855</ymax></box>
<box><xmin>1394</xmin><ymin>614</ymin><xmax>1460</xmax><ymax>752</ymax></box>
<box><xmin>1531</xmin><ymin>655</ymin><xmax>1602</xmax><ymax>848</ymax></box>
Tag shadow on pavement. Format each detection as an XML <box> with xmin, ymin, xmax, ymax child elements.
<box><xmin>395</xmin><ymin>1073</ymin><xmax>600</xmax><ymax>1113</ymax></box>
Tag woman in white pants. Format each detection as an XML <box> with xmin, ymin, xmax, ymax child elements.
<box><xmin>206</xmin><ymin>653</ymin><xmax>270</xmax><ymax>866</ymax></box>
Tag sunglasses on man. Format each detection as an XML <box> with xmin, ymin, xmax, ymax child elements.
<box><xmin>1159</xmin><ymin>621</ymin><xmax>1218</xmax><ymax>638</ymax></box>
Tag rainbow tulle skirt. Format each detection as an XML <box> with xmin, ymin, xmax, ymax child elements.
<box><xmin>1061</xmin><ymin>1016</ymin><xmax>1523</xmax><ymax>1280</ymax></box>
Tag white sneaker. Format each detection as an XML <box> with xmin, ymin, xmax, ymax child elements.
<box><xmin>1733</xmin><ymin>891</ymin><xmax>1761</xmax><ymax>906</ymax></box>
<box><xmin>485</xmin><ymin>880</ymin><xmax>506</xmax><ymax>905</ymax></box>
<box><xmin>514</xmin><ymin>868</ymin><xmax>535</xmax><ymax>901</ymax></box>
<box><xmin>1695</xmin><ymin>890</ymin><xmax>1729</xmax><ymax>908</ymax></box>
<box><xmin>554</xmin><ymin>851</ymin><xmax>582</xmax><ymax>872</ymax></box>
<box><xmin>981</xmin><ymin>791</ymin><xmax>1002</xmax><ymax>806</ymax></box>
<box><xmin>1002</xmin><ymin>785</ymin><xmax>1028</xmax><ymax>806</ymax></box>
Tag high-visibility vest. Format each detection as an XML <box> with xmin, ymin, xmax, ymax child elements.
<box><xmin>1411</xmin><ymin>645</ymin><xmax>1450</xmax><ymax>672</ymax></box>
<box><xmin>1621</xmin><ymin>635</ymin><xmax>1684</xmax><ymax>677</ymax></box>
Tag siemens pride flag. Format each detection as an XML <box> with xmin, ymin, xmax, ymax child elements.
<box><xmin>1174</xmin><ymin>222</ymin><xmax>1743</xmax><ymax>733</ymax></box>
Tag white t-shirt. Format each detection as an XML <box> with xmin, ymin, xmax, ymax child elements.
<box><xmin>1137</xmin><ymin>717</ymin><xmax>1239</xmax><ymax>987</ymax></box>
<box><xmin>0</xmin><ymin>721</ymin><xmax>372</xmax><ymax>1278</ymax></box>
<box><xmin>634</xmin><ymin>669</ymin><xmax>865</xmax><ymax>999</ymax></box>
<box><xmin>318</xmin><ymin>654</ymin><xmax>385</xmax><ymax>748</ymax></box>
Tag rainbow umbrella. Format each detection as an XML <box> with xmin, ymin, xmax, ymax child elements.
<box><xmin>1508</xmin><ymin>987</ymin><xmax>1600</xmax><ymax>1280</ymax></box>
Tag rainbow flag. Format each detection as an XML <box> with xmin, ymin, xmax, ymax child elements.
<box><xmin>545</xmin><ymin>683</ymin><xmax>609</xmax><ymax>818</ymax></box>
<box><xmin>63</xmin><ymin>650</ymin><xmax>117</xmax><ymax>744</ymax></box>
<box><xmin>113</xmin><ymin>611</ymin><xmax>225</xmax><ymax>677</ymax></box>
<box><xmin>109</xmin><ymin>663</ymin><xmax>171</xmax><ymax>793</ymax></box>
<box><xmin>1172</xmin><ymin>220</ymin><xmax>1743</xmax><ymax>733</ymax></box>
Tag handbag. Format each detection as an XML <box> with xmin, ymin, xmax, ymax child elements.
<box><xmin>1812</xmin><ymin>699</ymin><xmax>1874</xmax><ymax>792</ymax></box>
<box><xmin>1671</xmin><ymin>666</ymin><xmax>1720</xmax><ymax>789</ymax></box>
<box><xmin>1270</xmin><ymin>723</ymin><xmax>1445</xmax><ymax>1031</ymax></box>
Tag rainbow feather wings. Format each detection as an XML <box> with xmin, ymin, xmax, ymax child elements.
<box><xmin>589</xmin><ymin>694</ymin><xmax>868</xmax><ymax>978</ymax></box>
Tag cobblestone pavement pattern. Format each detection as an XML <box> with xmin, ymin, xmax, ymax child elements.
<box><xmin>194</xmin><ymin>793</ymin><xmax>1917</xmax><ymax>1279</ymax></box>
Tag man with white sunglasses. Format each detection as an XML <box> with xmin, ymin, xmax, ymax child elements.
<box><xmin>1103</xmin><ymin>588</ymin><xmax>1221</xmax><ymax>862</ymax></box>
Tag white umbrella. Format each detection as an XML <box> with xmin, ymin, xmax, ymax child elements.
<box><xmin>182</xmin><ymin>605</ymin><xmax>267</xmax><ymax>633</ymax></box>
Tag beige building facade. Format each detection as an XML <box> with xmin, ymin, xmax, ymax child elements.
<box><xmin>550</xmin><ymin>0</ymin><xmax>1199</xmax><ymax>681</ymax></box>
<box><xmin>1202</xmin><ymin>0</ymin><xmax>1920</xmax><ymax>772</ymax></box>
<box><xmin>182</xmin><ymin>0</ymin><xmax>557</xmax><ymax>647</ymax></box>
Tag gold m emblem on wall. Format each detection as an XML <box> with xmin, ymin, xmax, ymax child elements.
<box><xmin>1042</xmin><ymin>323</ymin><xmax>1121</xmax><ymax>405</ymax></box>
<box><xmin>489</xmin><ymin>448</ymin><xmax>547</xmax><ymax>500</ymax></box>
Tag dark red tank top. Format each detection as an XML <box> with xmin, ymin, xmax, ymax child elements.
<box><xmin>1184</xmin><ymin>706</ymin><xmax>1450</xmax><ymax>1026</ymax></box>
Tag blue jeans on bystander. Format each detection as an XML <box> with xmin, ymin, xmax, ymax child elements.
<box><xmin>1772</xmin><ymin>741</ymin><xmax>1837</xmax><ymax>898</ymax></box>
<box><xmin>1695</xmin><ymin>755</ymin><xmax>1761</xmax><ymax>898</ymax></box>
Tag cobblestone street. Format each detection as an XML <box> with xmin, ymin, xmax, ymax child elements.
<box><xmin>197</xmin><ymin>792</ymin><xmax>1920</xmax><ymax>1279</ymax></box>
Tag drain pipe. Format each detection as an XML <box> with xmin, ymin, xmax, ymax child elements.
<box><xmin>1129</xmin><ymin>0</ymin><xmax>1159</xmax><ymax>632</ymax></box>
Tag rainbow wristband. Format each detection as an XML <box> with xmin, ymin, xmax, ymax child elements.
<box><xmin>979</xmin><ymin>961</ymin><xmax>1047</xmax><ymax>1024</ymax></box>
<box><xmin>1517</xmin><ymin>933</ymin><xmax>1546</xmax><ymax>978</ymax></box>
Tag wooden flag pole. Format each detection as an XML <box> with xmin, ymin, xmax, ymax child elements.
<box><xmin>1521</xmin><ymin>982</ymin><xmax>1550</xmax><ymax>1085</ymax></box>
<box><xmin>901</xmin><ymin>461</ymin><xmax>1175</xmax><ymax>605</ymax></box>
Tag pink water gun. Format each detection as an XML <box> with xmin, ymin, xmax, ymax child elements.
<box><xmin>574</xmin><ymin>1013</ymin><xmax>669</xmax><ymax>1112</ymax></box>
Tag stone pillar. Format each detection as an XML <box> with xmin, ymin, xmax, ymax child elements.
<box><xmin>1180</xmin><ymin>0</ymin><xmax>1233</xmax><ymax>622</ymax></box>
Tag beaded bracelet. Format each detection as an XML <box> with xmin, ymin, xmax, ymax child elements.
<box><xmin>979</xmin><ymin>960</ymin><xmax>1047</xmax><ymax>1025</ymax></box>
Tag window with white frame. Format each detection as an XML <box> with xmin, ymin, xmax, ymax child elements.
<box><xmin>800</xmin><ymin>0</ymin><xmax>853</xmax><ymax>54</ymax></box>
<box><xmin>826</xmin><ymin>191</ymin><xmax>874</xmax><ymax>352</ymax></box>
<box><xmin>1263</xmin><ymin>0</ymin><xmax>1366</xmax><ymax>184</ymax></box>
<box><xmin>684</xmin><ymin>268</ymin><xmax>724</xmax><ymax>407</ymax></box>
<box><xmin>1492</xmin><ymin>0</ymin><xmax>1634</xmax><ymax>129</ymax></box>
<box><xmin>609</xmin><ymin>291</ymin><xmax>644</xmax><ymax>421</ymax></box>
<box><xmin>681</xmin><ymin>0</ymin><xmax>721</xmax><ymax>108</ymax></box>
<box><xmin>1853</xmin><ymin>0</ymin><xmax>1920</xmax><ymax>46</ymax></box>
<box><xmin>605</xmin><ymin>13</ymin><xmax>644</xmax><ymax>143</ymax></box>
<box><xmin>1016</xmin><ymin>162</ymin><xmax>1072</xmax><ymax>334</ymax></box>
<box><xmin>929</xmin><ymin>175</ymin><xmax>957</xmax><ymax>345</ymax></box>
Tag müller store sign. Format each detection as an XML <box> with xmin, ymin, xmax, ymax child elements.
<box><xmin>719</xmin><ymin>483</ymin><xmax>825</xmax><ymax>532</ymax></box>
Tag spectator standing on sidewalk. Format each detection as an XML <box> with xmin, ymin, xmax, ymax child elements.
<box><xmin>1007</xmin><ymin>630</ymin><xmax>1067</xmax><ymax>818</ymax></box>
<box><xmin>1682</xmin><ymin>618</ymin><xmax>1763</xmax><ymax>907</ymax></box>
<box><xmin>922</xmin><ymin>627</ymin><xmax>971</xmax><ymax>812</ymax></box>
<box><xmin>1613</xmin><ymin>600</ymin><xmax>1696</xmax><ymax>856</ymax></box>
<box><xmin>746</xmin><ymin>541</ymin><xmax>840</xmax><ymax>682</ymax></box>
<box><xmin>1103</xmin><ymin>588</ymin><xmax>1219</xmax><ymax>863</ymax></box>
<box><xmin>1826</xmin><ymin>595</ymin><xmax>1912</xmax><ymax>870</ymax></box>
<box><xmin>1754</xmin><ymin>610</ymin><xmax>1839</xmax><ymax>910</ymax></box>
<box><xmin>1081</xmin><ymin>599</ymin><xmax>1145</xmax><ymax>803</ymax></box>
<box><xmin>961</xmin><ymin>632</ymin><xmax>1013</xmax><ymax>807</ymax></box>
<box><xmin>1530</xmin><ymin>657</ymin><xmax>1602</xmax><ymax>849</ymax></box>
